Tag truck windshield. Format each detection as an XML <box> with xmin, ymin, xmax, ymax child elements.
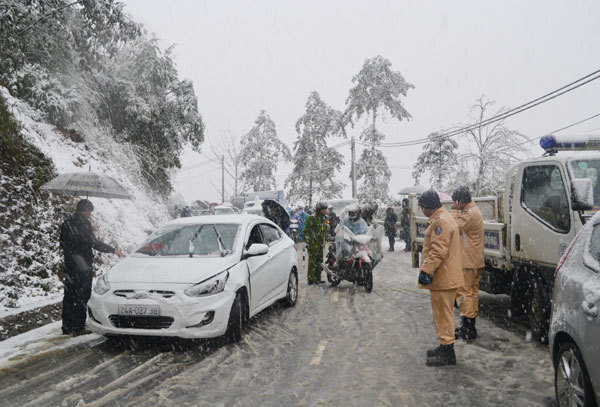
<box><xmin>569</xmin><ymin>159</ymin><xmax>600</xmax><ymax>206</ymax></box>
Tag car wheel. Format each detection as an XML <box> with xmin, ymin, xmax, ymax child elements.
<box><xmin>224</xmin><ymin>292</ymin><xmax>243</xmax><ymax>344</ymax></box>
<box><xmin>555</xmin><ymin>341</ymin><xmax>595</xmax><ymax>407</ymax></box>
<box><xmin>528</xmin><ymin>277</ymin><xmax>550</xmax><ymax>344</ymax></box>
<box><xmin>363</xmin><ymin>263</ymin><xmax>373</xmax><ymax>293</ymax></box>
<box><xmin>282</xmin><ymin>270</ymin><xmax>298</xmax><ymax>307</ymax></box>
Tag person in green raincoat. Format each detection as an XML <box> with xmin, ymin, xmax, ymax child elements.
<box><xmin>304</xmin><ymin>201</ymin><xmax>328</xmax><ymax>285</ymax></box>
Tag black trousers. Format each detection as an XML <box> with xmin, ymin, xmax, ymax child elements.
<box><xmin>61</xmin><ymin>267</ymin><xmax>93</xmax><ymax>333</ymax></box>
<box><xmin>388</xmin><ymin>235</ymin><xmax>395</xmax><ymax>250</ymax></box>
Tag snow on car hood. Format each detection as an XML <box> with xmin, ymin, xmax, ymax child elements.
<box><xmin>107</xmin><ymin>255</ymin><xmax>240</xmax><ymax>284</ymax></box>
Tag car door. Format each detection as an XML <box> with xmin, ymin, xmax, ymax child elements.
<box><xmin>512</xmin><ymin>163</ymin><xmax>576</xmax><ymax>267</ymax></box>
<box><xmin>259</xmin><ymin>223</ymin><xmax>289</xmax><ymax>298</ymax></box>
<box><xmin>580</xmin><ymin>222</ymin><xmax>600</xmax><ymax>394</ymax></box>
<box><xmin>244</xmin><ymin>223</ymin><xmax>271</xmax><ymax>312</ymax></box>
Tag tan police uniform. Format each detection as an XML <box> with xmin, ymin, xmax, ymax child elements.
<box><xmin>418</xmin><ymin>207</ymin><xmax>464</xmax><ymax>345</ymax></box>
<box><xmin>451</xmin><ymin>202</ymin><xmax>484</xmax><ymax>319</ymax></box>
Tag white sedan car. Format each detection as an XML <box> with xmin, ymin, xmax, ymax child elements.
<box><xmin>88</xmin><ymin>215</ymin><xmax>298</xmax><ymax>342</ymax></box>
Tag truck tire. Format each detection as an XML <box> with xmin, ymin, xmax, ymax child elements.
<box><xmin>528</xmin><ymin>277</ymin><xmax>550</xmax><ymax>344</ymax></box>
<box><xmin>509</xmin><ymin>269</ymin><xmax>527</xmax><ymax>318</ymax></box>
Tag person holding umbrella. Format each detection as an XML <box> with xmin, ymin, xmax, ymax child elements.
<box><xmin>59</xmin><ymin>199</ymin><xmax>125</xmax><ymax>336</ymax></box>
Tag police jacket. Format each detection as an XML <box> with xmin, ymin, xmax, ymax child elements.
<box><xmin>60</xmin><ymin>213</ymin><xmax>114</xmax><ymax>269</ymax></box>
<box><xmin>418</xmin><ymin>207</ymin><xmax>464</xmax><ymax>291</ymax></box>
<box><xmin>450</xmin><ymin>202</ymin><xmax>485</xmax><ymax>269</ymax></box>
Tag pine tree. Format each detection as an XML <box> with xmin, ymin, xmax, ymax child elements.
<box><xmin>412</xmin><ymin>132</ymin><xmax>459</xmax><ymax>190</ymax></box>
<box><xmin>285</xmin><ymin>91</ymin><xmax>345</xmax><ymax>205</ymax></box>
<box><xmin>240</xmin><ymin>111</ymin><xmax>291</xmax><ymax>192</ymax></box>
<box><xmin>344</xmin><ymin>56</ymin><xmax>414</xmax><ymax>201</ymax></box>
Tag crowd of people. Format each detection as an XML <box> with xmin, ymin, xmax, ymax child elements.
<box><xmin>298</xmin><ymin>186</ymin><xmax>484</xmax><ymax>368</ymax></box>
<box><xmin>58</xmin><ymin>186</ymin><xmax>483</xmax><ymax>369</ymax></box>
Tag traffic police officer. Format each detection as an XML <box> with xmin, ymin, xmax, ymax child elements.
<box><xmin>451</xmin><ymin>186</ymin><xmax>484</xmax><ymax>340</ymax></box>
<box><xmin>417</xmin><ymin>190</ymin><xmax>464</xmax><ymax>366</ymax></box>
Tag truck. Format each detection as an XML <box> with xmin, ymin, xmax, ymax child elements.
<box><xmin>410</xmin><ymin>134</ymin><xmax>599</xmax><ymax>342</ymax></box>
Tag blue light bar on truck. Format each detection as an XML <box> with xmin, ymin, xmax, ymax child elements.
<box><xmin>540</xmin><ymin>134</ymin><xmax>600</xmax><ymax>152</ymax></box>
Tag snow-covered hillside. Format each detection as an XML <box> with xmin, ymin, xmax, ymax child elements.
<box><xmin>0</xmin><ymin>87</ymin><xmax>171</xmax><ymax>313</ymax></box>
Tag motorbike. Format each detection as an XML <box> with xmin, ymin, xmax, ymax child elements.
<box><xmin>324</xmin><ymin>226</ymin><xmax>374</xmax><ymax>293</ymax></box>
<box><xmin>288</xmin><ymin>218</ymin><xmax>299</xmax><ymax>243</ymax></box>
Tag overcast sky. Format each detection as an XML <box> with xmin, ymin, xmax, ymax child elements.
<box><xmin>122</xmin><ymin>0</ymin><xmax>600</xmax><ymax>204</ymax></box>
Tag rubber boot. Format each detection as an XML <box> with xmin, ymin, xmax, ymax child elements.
<box><xmin>426</xmin><ymin>344</ymin><xmax>456</xmax><ymax>366</ymax></box>
<box><xmin>455</xmin><ymin>317</ymin><xmax>477</xmax><ymax>340</ymax></box>
<box><xmin>454</xmin><ymin>316</ymin><xmax>467</xmax><ymax>338</ymax></box>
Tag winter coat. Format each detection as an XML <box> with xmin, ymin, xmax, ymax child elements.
<box><xmin>298</xmin><ymin>211</ymin><xmax>309</xmax><ymax>240</ymax></box>
<box><xmin>400</xmin><ymin>206</ymin><xmax>410</xmax><ymax>227</ymax></box>
<box><xmin>384</xmin><ymin>211</ymin><xmax>398</xmax><ymax>237</ymax></box>
<box><xmin>451</xmin><ymin>202</ymin><xmax>484</xmax><ymax>269</ymax></box>
<box><xmin>59</xmin><ymin>213</ymin><xmax>114</xmax><ymax>274</ymax></box>
<box><xmin>418</xmin><ymin>207</ymin><xmax>464</xmax><ymax>291</ymax></box>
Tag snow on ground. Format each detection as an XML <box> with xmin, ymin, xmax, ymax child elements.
<box><xmin>0</xmin><ymin>87</ymin><xmax>172</xmax><ymax>313</ymax></box>
<box><xmin>0</xmin><ymin>293</ymin><xmax>62</xmax><ymax>319</ymax></box>
<box><xmin>0</xmin><ymin>321</ymin><xmax>100</xmax><ymax>369</ymax></box>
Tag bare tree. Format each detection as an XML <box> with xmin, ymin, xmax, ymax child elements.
<box><xmin>460</xmin><ymin>96</ymin><xmax>527</xmax><ymax>195</ymax></box>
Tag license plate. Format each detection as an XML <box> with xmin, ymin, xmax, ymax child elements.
<box><xmin>118</xmin><ymin>305</ymin><xmax>160</xmax><ymax>316</ymax></box>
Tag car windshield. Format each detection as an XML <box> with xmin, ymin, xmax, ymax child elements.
<box><xmin>569</xmin><ymin>159</ymin><xmax>600</xmax><ymax>206</ymax></box>
<box><xmin>136</xmin><ymin>223</ymin><xmax>239</xmax><ymax>256</ymax></box>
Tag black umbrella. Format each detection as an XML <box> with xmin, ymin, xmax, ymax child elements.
<box><xmin>261</xmin><ymin>199</ymin><xmax>290</xmax><ymax>231</ymax></box>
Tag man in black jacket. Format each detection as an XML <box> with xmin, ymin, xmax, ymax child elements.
<box><xmin>59</xmin><ymin>199</ymin><xmax>125</xmax><ymax>336</ymax></box>
<box><xmin>384</xmin><ymin>205</ymin><xmax>398</xmax><ymax>251</ymax></box>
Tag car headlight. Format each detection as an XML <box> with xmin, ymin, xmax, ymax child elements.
<box><xmin>184</xmin><ymin>270</ymin><xmax>229</xmax><ymax>297</ymax></box>
<box><xmin>93</xmin><ymin>273</ymin><xmax>110</xmax><ymax>295</ymax></box>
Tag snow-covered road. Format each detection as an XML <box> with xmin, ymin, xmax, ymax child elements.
<box><xmin>0</xmin><ymin>247</ymin><xmax>554</xmax><ymax>406</ymax></box>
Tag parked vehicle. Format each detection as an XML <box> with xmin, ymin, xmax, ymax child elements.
<box><xmin>241</xmin><ymin>206</ymin><xmax>264</xmax><ymax>217</ymax></box>
<box><xmin>242</xmin><ymin>190</ymin><xmax>287</xmax><ymax>208</ymax></box>
<box><xmin>88</xmin><ymin>215</ymin><xmax>298</xmax><ymax>342</ymax></box>
<box><xmin>325</xmin><ymin>226</ymin><xmax>374</xmax><ymax>292</ymax></box>
<box><xmin>410</xmin><ymin>134</ymin><xmax>599</xmax><ymax>342</ymax></box>
<box><xmin>550</xmin><ymin>210</ymin><xmax>600</xmax><ymax>407</ymax></box>
<box><xmin>322</xmin><ymin>199</ymin><xmax>358</xmax><ymax>218</ymax></box>
<box><xmin>213</xmin><ymin>205</ymin><xmax>236</xmax><ymax>215</ymax></box>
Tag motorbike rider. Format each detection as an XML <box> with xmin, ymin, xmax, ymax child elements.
<box><xmin>343</xmin><ymin>204</ymin><xmax>368</xmax><ymax>235</ymax></box>
<box><xmin>360</xmin><ymin>202</ymin><xmax>376</xmax><ymax>226</ymax></box>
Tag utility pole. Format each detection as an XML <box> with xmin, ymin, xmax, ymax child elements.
<box><xmin>221</xmin><ymin>154</ymin><xmax>225</xmax><ymax>204</ymax></box>
<box><xmin>351</xmin><ymin>136</ymin><xmax>356</xmax><ymax>198</ymax></box>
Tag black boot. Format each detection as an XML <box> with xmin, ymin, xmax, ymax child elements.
<box><xmin>455</xmin><ymin>317</ymin><xmax>477</xmax><ymax>340</ymax></box>
<box><xmin>426</xmin><ymin>344</ymin><xmax>456</xmax><ymax>366</ymax></box>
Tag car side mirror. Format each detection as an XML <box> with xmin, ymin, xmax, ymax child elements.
<box><xmin>243</xmin><ymin>243</ymin><xmax>269</xmax><ymax>259</ymax></box>
<box><xmin>571</xmin><ymin>178</ymin><xmax>594</xmax><ymax>211</ymax></box>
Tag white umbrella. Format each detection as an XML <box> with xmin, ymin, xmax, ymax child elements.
<box><xmin>40</xmin><ymin>171</ymin><xmax>131</xmax><ymax>199</ymax></box>
<box><xmin>398</xmin><ymin>186</ymin><xmax>426</xmax><ymax>195</ymax></box>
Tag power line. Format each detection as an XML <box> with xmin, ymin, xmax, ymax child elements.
<box><xmin>373</xmin><ymin>68</ymin><xmax>600</xmax><ymax>148</ymax></box>
<box><xmin>179</xmin><ymin>159</ymin><xmax>219</xmax><ymax>171</ymax></box>
<box><xmin>492</xmin><ymin>111</ymin><xmax>600</xmax><ymax>155</ymax></box>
